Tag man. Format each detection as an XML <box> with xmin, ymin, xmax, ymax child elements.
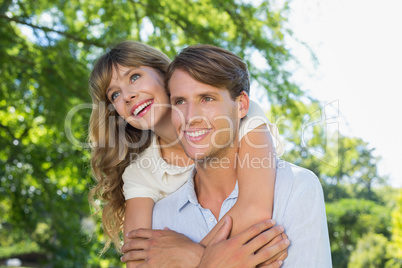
<box><xmin>122</xmin><ymin>45</ymin><xmax>332</xmax><ymax>267</ymax></box>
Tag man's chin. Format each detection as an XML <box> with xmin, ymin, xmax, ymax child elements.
<box><xmin>183</xmin><ymin>149</ymin><xmax>209</xmax><ymax>161</ymax></box>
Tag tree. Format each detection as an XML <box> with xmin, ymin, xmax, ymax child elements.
<box><xmin>326</xmin><ymin>199</ymin><xmax>392</xmax><ymax>267</ymax></box>
<box><xmin>1</xmin><ymin>0</ymin><xmax>397</xmax><ymax>266</ymax></box>
<box><xmin>0</xmin><ymin>0</ymin><xmax>301</xmax><ymax>265</ymax></box>
<box><xmin>386</xmin><ymin>190</ymin><xmax>402</xmax><ymax>267</ymax></box>
<box><xmin>348</xmin><ymin>233</ymin><xmax>388</xmax><ymax>268</ymax></box>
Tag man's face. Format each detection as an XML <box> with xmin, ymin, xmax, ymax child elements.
<box><xmin>169</xmin><ymin>69</ymin><xmax>244</xmax><ymax>161</ymax></box>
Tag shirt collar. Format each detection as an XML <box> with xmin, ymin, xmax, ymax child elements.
<box><xmin>151</xmin><ymin>134</ymin><xmax>194</xmax><ymax>179</ymax></box>
<box><xmin>177</xmin><ymin>169</ymin><xmax>198</xmax><ymax>212</ymax></box>
<box><xmin>177</xmin><ymin>170</ymin><xmax>239</xmax><ymax>212</ymax></box>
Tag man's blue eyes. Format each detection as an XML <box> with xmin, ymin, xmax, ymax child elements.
<box><xmin>174</xmin><ymin>97</ymin><xmax>213</xmax><ymax>105</ymax></box>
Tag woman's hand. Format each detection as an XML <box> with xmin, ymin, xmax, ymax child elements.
<box><xmin>121</xmin><ymin>228</ymin><xmax>204</xmax><ymax>268</ymax></box>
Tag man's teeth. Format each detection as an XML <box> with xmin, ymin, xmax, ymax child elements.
<box><xmin>133</xmin><ymin>101</ymin><xmax>152</xmax><ymax>116</ymax></box>
<box><xmin>186</xmin><ymin>130</ymin><xmax>208</xmax><ymax>137</ymax></box>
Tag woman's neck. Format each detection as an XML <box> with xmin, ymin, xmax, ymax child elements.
<box><xmin>152</xmin><ymin>108</ymin><xmax>191</xmax><ymax>166</ymax></box>
<box><xmin>153</xmin><ymin>108</ymin><xmax>177</xmax><ymax>145</ymax></box>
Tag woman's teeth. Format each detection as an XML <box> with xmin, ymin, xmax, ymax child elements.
<box><xmin>133</xmin><ymin>101</ymin><xmax>152</xmax><ymax>116</ymax></box>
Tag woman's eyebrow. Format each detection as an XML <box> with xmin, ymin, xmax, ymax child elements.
<box><xmin>106</xmin><ymin>68</ymin><xmax>139</xmax><ymax>94</ymax></box>
<box><xmin>122</xmin><ymin>68</ymin><xmax>137</xmax><ymax>78</ymax></box>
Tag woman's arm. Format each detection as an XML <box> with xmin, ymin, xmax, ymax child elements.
<box><xmin>200</xmin><ymin>124</ymin><xmax>276</xmax><ymax>245</ymax></box>
<box><xmin>121</xmin><ymin>217</ymin><xmax>289</xmax><ymax>267</ymax></box>
<box><xmin>123</xmin><ymin>198</ymin><xmax>154</xmax><ymax>268</ymax></box>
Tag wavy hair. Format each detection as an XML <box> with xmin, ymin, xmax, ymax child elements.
<box><xmin>87</xmin><ymin>41</ymin><xmax>171</xmax><ymax>254</ymax></box>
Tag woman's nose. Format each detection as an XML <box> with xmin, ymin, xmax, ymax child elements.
<box><xmin>123</xmin><ymin>91</ymin><xmax>138</xmax><ymax>103</ymax></box>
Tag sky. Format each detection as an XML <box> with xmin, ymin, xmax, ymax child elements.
<box><xmin>282</xmin><ymin>0</ymin><xmax>402</xmax><ymax>188</ymax></box>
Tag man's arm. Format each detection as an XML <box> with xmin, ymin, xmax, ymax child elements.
<box><xmin>121</xmin><ymin>218</ymin><xmax>289</xmax><ymax>267</ymax></box>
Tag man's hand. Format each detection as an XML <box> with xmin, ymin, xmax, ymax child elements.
<box><xmin>198</xmin><ymin>216</ymin><xmax>289</xmax><ymax>268</ymax></box>
<box><xmin>121</xmin><ymin>228</ymin><xmax>204</xmax><ymax>268</ymax></box>
<box><xmin>257</xmin><ymin>232</ymin><xmax>289</xmax><ymax>267</ymax></box>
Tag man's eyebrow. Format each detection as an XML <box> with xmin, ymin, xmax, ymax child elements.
<box><xmin>169</xmin><ymin>95</ymin><xmax>182</xmax><ymax>102</ymax></box>
<box><xmin>170</xmin><ymin>90</ymin><xmax>221</xmax><ymax>101</ymax></box>
<box><xmin>199</xmin><ymin>91</ymin><xmax>221</xmax><ymax>97</ymax></box>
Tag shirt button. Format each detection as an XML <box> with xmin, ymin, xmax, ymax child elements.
<box><xmin>209</xmin><ymin>217</ymin><xmax>214</xmax><ymax>222</ymax></box>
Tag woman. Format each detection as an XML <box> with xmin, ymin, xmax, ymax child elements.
<box><xmin>88</xmin><ymin>41</ymin><xmax>282</xmax><ymax>265</ymax></box>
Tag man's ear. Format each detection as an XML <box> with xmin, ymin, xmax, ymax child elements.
<box><xmin>237</xmin><ymin>91</ymin><xmax>249</xmax><ymax>119</ymax></box>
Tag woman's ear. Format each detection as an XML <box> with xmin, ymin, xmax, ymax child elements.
<box><xmin>237</xmin><ymin>91</ymin><xmax>249</xmax><ymax>119</ymax></box>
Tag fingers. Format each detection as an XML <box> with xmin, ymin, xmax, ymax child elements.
<box><xmin>258</xmin><ymin>247</ymin><xmax>287</xmax><ymax>266</ymax></box>
<box><xmin>126</xmin><ymin>228</ymin><xmax>160</xmax><ymax>240</ymax></box>
<box><xmin>281</xmin><ymin>232</ymin><xmax>288</xmax><ymax>240</ymax></box>
<box><xmin>121</xmin><ymin>238</ymin><xmax>149</xmax><ymax>253</ymax></box>
<box><xmin>258</xmin><ymin>260</ymin><xmax>283</xmax><ymax>268</ymax></box>
<box><xmin>208</xmin><ymin>216</ymin><xmax>233</xmax><ymax>246</ymax></box>
<box><xmin>245</xmin><ymin>224</ymin><xmax>284</xmax><ymax>253</ymax></box>
<box><xmin>257</xmin><ymin>230</ymin><xmax>284</xmax><ymax>251</ymax></box>
<box><xmin>277</xmin><ymin>250</ymin><xmax>288</xmax><ymax>261</ymax></box>
<box><xmin>236</xmin><ymin>219</ymin><xmax>277</xmax><ymax>245</ymax></box>
<box><xmin>252</xmin><ymin>237</ymin><xmax>289</xmax><ymax>265</ymax></box>
<box><xmin>121</xmin><ymin>250</ymin><xmax>148</xmax><ymax>262</ymax></box>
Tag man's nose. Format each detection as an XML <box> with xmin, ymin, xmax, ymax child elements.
<box><xmin>185</xmin><ymin>103</ymin><xmax>204</xmax><ymax>125</ymax></box>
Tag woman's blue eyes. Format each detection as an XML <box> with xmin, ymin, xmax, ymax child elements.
<box><xmin>130</xmin><ymin>74</ymin><xmax>140</xmax><ymax>82</ymax></box>
<box><xmin>109</xmin><ymin>73</ymin><xmax>140</xmax><ymax>102</ymax></box>
<box><xmin>111</xmin><ymin>92</ymin><xmax>120</xmax><ymax>101</ymax></box>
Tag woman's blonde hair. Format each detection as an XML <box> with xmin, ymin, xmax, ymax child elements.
<box><xmin>87</xmin><ymin>41</ymin><xmax>171</xmax><ymax>253</ymax></box>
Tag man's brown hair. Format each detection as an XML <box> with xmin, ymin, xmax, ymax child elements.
<box><xmin>165</xmin><ymin>44</ymin><xmax>250</xmax><ymax>100</ymax></box>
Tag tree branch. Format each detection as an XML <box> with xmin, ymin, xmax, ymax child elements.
<box><xmin>0</xmin><ymin>122</ymin><xmax>15</xmax><ymax>140</ymax></box>
<box><xmin>0</xmin><ymin>13</ymin><xmax>106</xmax><ymax>48</ymax></box>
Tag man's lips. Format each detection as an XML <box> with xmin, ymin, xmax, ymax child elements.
<box><xmin>130</xmin><ymin>99</ymin><xmax>154</xmax><ymax>117</ymax></box>
<box><xmin>183</xmin><ymin>129</ymin><xmax>212</xmax><ymax>142</ymax></box>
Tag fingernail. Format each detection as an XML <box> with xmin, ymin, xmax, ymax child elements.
<box><xmin>268</xmin><ymin>219</ymin><xmax>275</xmax><ymax>225</ymax></box>
<box><xmin>278</xmin><ymin>260</ymin><xmax>283</xmax><ymax>266</ymax></box>
<box><xmin>120</xmin><ymin>256</ymin><xmax>123</xmax><ymax>262</ymax></box>
<box><xmin>279</xmin><ymin>225</ymin><xmax>284</xmax><ymax>231</ymax></box>
<box><xmin>284</xmin><ymin>239</ymin><xmax>290</xmax><ymax>245</ymax></box>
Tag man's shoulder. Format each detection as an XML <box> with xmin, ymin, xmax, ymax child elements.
<box><xmin>273</xmin><ymin>159</ymin><xmax>326</xmax><ymax>223</ymax></box>
<box><xmin>276</xmin><ymin>159</ymin><xmax>320</xmax><ymax>186</ymax></box>
<box><xmin>275</xmin><ymin>159</ymin><xmax>323</xmax><ymax>200</ymax></box>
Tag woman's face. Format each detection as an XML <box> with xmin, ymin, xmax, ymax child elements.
<box><xmin>106</xmin><ymin>64</ymin><xmax>170</xmax><ymax>130</ymax></box>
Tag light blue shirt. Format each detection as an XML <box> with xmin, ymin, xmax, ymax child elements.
<box><xmin>153</xmin><ymin>159</ymin><xmax>332</xmax><ymax>267</ymax></box>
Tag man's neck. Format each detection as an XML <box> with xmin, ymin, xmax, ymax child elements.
<box><xmin>194</xmin><ymin>150</ymin><xmax>238</xmax><ymax>220</ymax></box>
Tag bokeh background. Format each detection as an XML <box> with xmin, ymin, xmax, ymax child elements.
<box><xmin>1</xmin><ymin>0</ymin><xmax>401</xmax><ymax>267</ymax></box>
